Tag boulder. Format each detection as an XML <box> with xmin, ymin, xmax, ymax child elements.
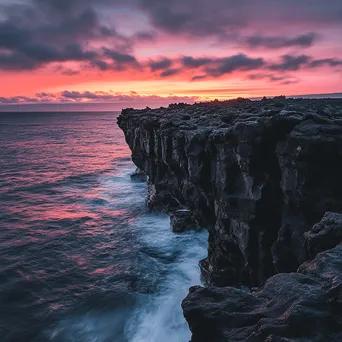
<box><xmin>182</xmin><ymin>244</ymin><xmax>342</xmax><ymax>342</ymax></box>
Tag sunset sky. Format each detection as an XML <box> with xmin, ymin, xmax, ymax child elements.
<box><xmin>0</xmin><ymin>0</ymin><xmax>342</xmax><ymax>110</ymax></box>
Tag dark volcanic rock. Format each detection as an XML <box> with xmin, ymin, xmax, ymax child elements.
<box><xmin>182</xmin><ymin>244</ymin><xmax>342</xmax><ymax>342</ymax></box>
<box><xmin>146</xmin><ymin>183</ymin><xmax>181</xmax><ymax>212</ymax></box>
<box><xmin>118</xmin><ymin>98</ymin><xmax>342</xmax><ymax>342</ymax></box>
<box><xmin>304</xmin><ymin>212</ymin><xmax>342</xmax><ymax>258</ymax></box>
<box><xmin>170</xmin><ymin>209</ymin><xmax>198</xmax><ymax>233</ymax></box>
<box><xmin>130</xmin><ymin>167</ymin><xmax>148</xmax><ymax>182</ymax></box>
<box><xmin>118</xmin><ymin>98</ymin><xmax>342</xmax><ymax>287</ymax></box>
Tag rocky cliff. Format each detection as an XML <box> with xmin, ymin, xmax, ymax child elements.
<box><xmin>118</xmin><ymin>97</ymin><xmax>342</xmax><ymax>341</ymax></box>
<box><xmin>182</xmin><ymin>213</ymin><xmax>342</xmax><ymax>342</ymax></box>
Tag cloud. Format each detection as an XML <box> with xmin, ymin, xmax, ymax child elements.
<box><xmin>204</xmin><ymin>54</ymin><xmax>265</xmax><ymax>77</ymax></box>
<box><xmin>133</xmin><ymin>0</ymin><xmax>342</xmax><ymax>39</ymax></box>
<box><xmin>100</xmin><ymin>48</ymin><xmax>140</xmax><ymax>70</ymax></box>
<box><xmin>191</xmin><ymin>75</ymin><xmax>207</xmax><ymax>81</ymax></box>
<box><xmin>132</xmin><ymin>31</ymin><xmax>157</xmax><ymax>41</ymax></box>
<box><xmin>182</xmin><ymin>56</ymin><xmax>212</xmax><ymax>68</ymax></box>
<box><xmin>0</xmin><ymin>90</ymin><xmax>199</xmax><ymax>108</ymax></box>
<box><xmin>0</xmin><ymin>0</ymin><xmax>140</xmax><ymax>71</ymax></box>
<box><xmin>243</xmin><ymin>32</ymin><xmax>318</xmax><ymax>49</ymax></box>
<box><xmin>248</xmin><ymin>73</ymin><xmax>300</xmax><ymax>85</ymax></box>
<box><xmin>269</xmin><ymin>55</ymin><xmax>311</xmax><ymax>71</ymax></box>
<box><xmin>185</xmin><ymin>53</ymin><xmax>342</xmax><ymax>80</ymax></box>
<box><xmin>268</xmin><ymin>55</ymin><xmax>342</xmax><ymax>72</ymax></box>
<box><xmin>0</xmin><ymin>0</ymin><xmax>341</xmax><ymax>77</ymax></box>
<box><xmin>149</xmin><ymin>58</ymin><xmax>173</xmax><ymax>72</ymax></box>
<box><xmin>309</xmin><ymin>58</ymin><xmax>342</xmax><ymax>68</ymax></box>
<box><xmin>0</xmin><ymin>22</ymin><xmax>32</xmax><ymax>49</ymax></box>
<box><xmin>0</xmin><ymin>0</ymin><xmax>341</xmax><ymax>91</ymax></box>
<box><xmin>160</xmin><ymin>68</ymin><xmax>180</xmax><ymax>77</ymax></box>
<box><xmin>0</xmin><ymin>96</ymin><xmax>41</xmax><ymax>104</ymax></box>
<box><xmin>103</xmin><ymin>48</ymin><xmax>137</xmax><ymax>64</ymax></box>
<box><xmin>0</xmin><ymin>43</ymin><xmax>97</xmax><ymax>70</ymax></box>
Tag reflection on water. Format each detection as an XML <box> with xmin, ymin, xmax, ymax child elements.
<box><xmin>0</xmin><ymin>112</ymin><xmax>207</xmax><ymax>342</ymax></box>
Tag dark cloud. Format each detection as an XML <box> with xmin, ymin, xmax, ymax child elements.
<box><xmin>103</xmin><ymin>48</ymin><xmax>138</xmax><ymax>64</ymax></box>
<box><xmin>91</xmin><ymin>60</ymin><xmax>109</xmax><ymax>71</ymax></box>
<box><xmin>0</xmin><ymin>0</ymin><xmax>341</xmax><ymax>77</ymax></box>
<box><xmin>90</xmin><ymin>49</ymin><xmax>140</xmax><ymax>71</ymax></box>
<box><xmin>182</xmin><ymin>56</ymin><xmax>212</xmax><ymax>68</ymax></box>
<box><xmin>248</xmin><ymin>73</ymin><xmax>300</xmax><ymax>84</ymax></box>
<box><xmin>0</xmin><ymin>43</ymin><xmax>97</xmax><ymax>70</ymax></box>
<box><xmin>133</xmin><ymin>31</ymin><xmax>157</xmax><ymax>41</ymax></box>
<box><xmin>205</xmin><ymin>54</ymin><xmax>265</xmax><ymax>77</ymax></box>
<box><xmin>160</xmin><ymin>68</ymin><xmax>180</xmax><ymax>77</ymax></box>
<box><xmin>267</xmin><ymin>55</ymin><xmax>342</xmax><ymax>73</ymax></box>
<box><xmin>186</xmin><ymin>53</ymin><xmax>342</xmax><ymax>80</ymax></box>
<box><xmin>0</xmin><ymin>22</ymin><xmax>31</xmax><ymax>49</ymax></box>
<box><xmin>191</xmin><ymin>75</ymin><xmax>207</xmax><ymax>81</ymax></box>
<box><xmin>0</xmin><ymin>96</ymin><xmax>41</xmax><ymax>104</ymax></box>
<box><xmin>309</xmin><ymin>58</ymin><xmax>342</xmax><ymax>68</ymax></box>
<box><xmin>269</xmin><ymin>55</ymin><xmax>311</xmax><ymax>71</ymax></box>
<box><xmin>149</xmin><ymin>58</ymin><xmax>173</xmax><ymax>72</ymax></box>
<box><xmin>0</xmin><ymin>0</ymin><xmax>136</xmax><ymax>71</ymax></box>
<box><xmin>244</xmin><ymin>33</ymin><xmax>318</xmax><ymax>49</ymax></box>
<box><xmin>133</xmin><ymin>0</ymin><xmax>342</xmax><ymax>40</ymax></box>
<box><xmin>136</xmin><ymin>0</ymin><xmax>242</xmax><ymax>37</ymax></box>
<box><xmin>61</xmin><ymin>90</ymin><xmax>116</xmax><ymax>100</ymax></box>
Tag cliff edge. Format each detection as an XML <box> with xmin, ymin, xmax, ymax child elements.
<box><xmin>118</xmin><ymin>97</ymin><xmax>342</xmax><ymax>341</ymax></box>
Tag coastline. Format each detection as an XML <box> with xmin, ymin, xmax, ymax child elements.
<box><xmin>118</xmin><ymin>97</ymin><xmax>342</xmax><ymax>341</ymax></box>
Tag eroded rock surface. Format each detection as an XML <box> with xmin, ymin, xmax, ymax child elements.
<box><xmin>118</xmin><ymin>98</ymin><xmax>342</xmax><ymax>287</ymax></box>
<box><xmin>170</xmin><ymin>209</ymin><xmax>198</xmax><ymax>233</ymax></box>
<box><xmin>118</xmin><ymin>98</ymin><xmax>342</xmax><ymax>341</ymax></box>
<box><xmin>304</xmin><ymin>212</ymin><xmax>342</xmax><ymax>258</ymax></box>
<box><xmin>182</xmin><ymin>244</ymin><xmax>342</xmax><ymax>342</ymax></box>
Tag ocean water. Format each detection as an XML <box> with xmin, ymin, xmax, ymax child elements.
<box><xmin>0</xmin><ymin>112</ymin><xmax>207</xmax><ymax>342</ymax></box>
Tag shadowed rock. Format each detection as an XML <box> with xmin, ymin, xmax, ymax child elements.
<box><xmin>170</xmin><ymin>209</ymin><xmax>198</xmax><ymax>232</ymax></box>
<box><xmin>118</xmin><ymin>97</ymin><xmax>342</xmax><ymax>341</ymax></box>
<box><xmin>304</xmin><ymin>212</ymin><xmax>342</xmax><ymax>258</ymax></box>
<box><xmin>118</xmin><ymin>97</ymin><xmax>342</xmax><ymax>287</ymax></box>
<box><xmin>182</xmin><ymin>244</ymin><xmax>342</xmax><ymax>342</ymax></box>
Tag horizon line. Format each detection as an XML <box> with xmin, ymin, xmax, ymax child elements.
<box><xmin>0</xmin><ymin>92</ymin><xmax>341</xmax><ymax>113</ymax></box>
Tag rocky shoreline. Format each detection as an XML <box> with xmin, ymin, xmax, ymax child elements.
<box><xmin>118</xmin><ymin>97</ymin><xmax>342</xmax><ymax>341</ymax></box>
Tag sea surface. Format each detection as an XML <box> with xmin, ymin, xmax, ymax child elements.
<box><xmin>0</xmin><ymin>112</ymin><xmax>207</xmax><ymax>342</ymax></box>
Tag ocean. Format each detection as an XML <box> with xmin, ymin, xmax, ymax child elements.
<box><xmin>0</xmin><ymin>112</ymin><xmax>207</xmax><ymax>342</ymax></box>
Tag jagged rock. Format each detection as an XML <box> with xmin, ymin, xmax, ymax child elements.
<box><xmin>304</xmin><ymin>212</ymin><xmax>342</xmax><ymax>258</ymax></box>
<box><xmin>182</xmin><ymin>244</ymin><xmax>342</xmax><ymax>342</ymax></box>
<box><xmin>118</xmin><ymin>98</ymin><xmax>342</xmax><ymax>287</ymax></box>
<box><xmin>146</xmin><ymin>183</ymin><xmax>180</xmax><ymax>212</ymax></box>
<box><xmin>118</xmin><ymin>98</ymin><xmax>342</xmax><ymax>341</ymax></box>
<box><xmin>170</xmin><ymin>209</ymin><xmax>198</xmax><ymax>233</ymax></box>
<box><xmin>130</xmin><ymin>167</ymin><xmax>148</xmax><ymax>182</ymax></box>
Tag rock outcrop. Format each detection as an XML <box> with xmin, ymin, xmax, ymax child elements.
<box><xmin>304</xmin><ymin>212</ymin><xmax>342</xmax><ymax>258</ymax></box>
<box><xmin>118</xmin><ymin>97</ymin><xmax>342</xmax><ymax>341</ymax></box>
<box><xmin>182</xmin><ymin>243</ymin><xmax>342</xmax><ymax>342</ymax></box>
<box><xmin>118</xmin><ymin>98</ymin><xmax>342</xmax><ymax>287</ymax></box>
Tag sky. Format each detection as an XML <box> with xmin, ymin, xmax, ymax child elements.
<box><xmin>0</xmin><ymin>0</ymin><xmax>341</xmax><ymax>110</ymax></box>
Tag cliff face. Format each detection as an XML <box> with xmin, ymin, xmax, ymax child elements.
<box><xmin>118</xmin><ymin>98</ymin><xmax>342</xmax><ymax>341</ymax></box>
<box><xmin>183</xmin><ymin>245</ymin><xmax>342</xmax><ymax>342</ymax></box>
<box><xmin>182</xmin><ymin>213</ymin><xmax>342</xmax><ymax>342</ymax></box>
<box><xmin>118</xmin><ymin>98</ymin><xmax>342</xmax><ymax>287</ymax></box>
